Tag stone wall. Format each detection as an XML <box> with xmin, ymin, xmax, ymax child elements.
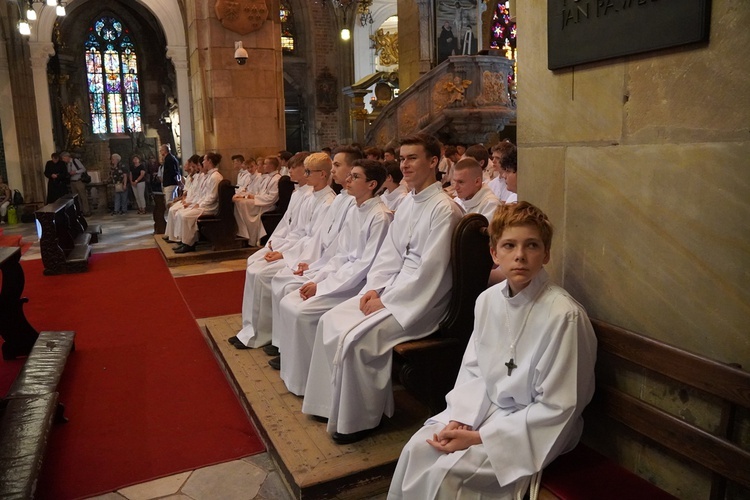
<box><xmin>519</xmin><ymin>0</ymin><xmax>750</xmax><ymax>496</ymax></box>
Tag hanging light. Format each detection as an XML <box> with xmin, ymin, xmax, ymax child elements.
<box><xmin>340</xmin><ymin>28</ymin><xmax>351</xmax><ymax>41</ymax></box>
<box><xmin>19</xmin><ymin>19</ymin><xmax>32</xmax><ymax>36</ymax></box>
<box><xmin>46</xmin><ymin>0</ymin><xmax>56</xmax><ymax>6</ymax></box>
<box><xmin>56</xmin><ymin>2</ymin><xmax>66</xmax><ymax>16</ymax></box>
<box><xmin>27</xmin><ymin>3</ymin><xmax>37</xmax><ymax>21</ymax></box>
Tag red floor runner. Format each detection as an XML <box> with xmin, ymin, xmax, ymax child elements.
<box><xmin>16</xmin><ymin>249</ymin><xmax>263</xmax><ymax>499</ymax></box>
<box><xmin>174</xmin><ymin>270</ymin><xmax>245</xmax><ymax>319</ymax></box>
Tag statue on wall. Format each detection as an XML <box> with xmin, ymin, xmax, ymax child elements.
<box><xmin>370</xmin><ymin>28</ymin><xmax>399</xmax><ymax>67</ymax></box>
<box><xmin>215</xmin><ymin>0</ymin><xmax>270</xmax><ymax>35</ymax></box>
<box><xmin>62</xmin><ymin>102</ymin><xmax>86</xmax><ymax>150</ymax></box>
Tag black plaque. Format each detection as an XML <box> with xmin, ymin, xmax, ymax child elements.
<box><xmin>548</xmin><ymin>0</ymin><xmax>711</xmax><ymax>70</ymax></box>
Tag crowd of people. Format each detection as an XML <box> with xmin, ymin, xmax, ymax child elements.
<box><xmin>196</xmin><ymin>133</ymin><xmax>596</xmax><ymax>499</ymax></box>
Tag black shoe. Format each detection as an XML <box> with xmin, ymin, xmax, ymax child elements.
<box><xmin>228</xmin><ymin>336</ymin><xmax>242</xmax><ymax>346</ymax></box>
<box><xmin>311</xmin><ymin>415</ymin><xmax>328</xmax><ymax>424</ymax></box>
<box><xmin>262</xmin><ymin>344</ymin><xmax>280</xmax><ymax>356</ymax></box>
<box><xmin>174</xmin><ymin>244</ymin><xmax>196</xmax><ymax>254</ymax></box>
<box><xmin>268</xmin><ymin>355</ymin><xmax>281</xmax><ymax>370</ymax></box>
<box><xmin>332</xmin><ymin>427</ymin><xmax>375</xmax><ymax>445</ymax></box>
<box><xmin>232</xmin><ymin>341</ymin><xmax>250</xmax><ymax>350</ymax></box>
<box><xmin>162</xmin><ymin>235</ymin><xmax>171</xmax><ymax>241</ymax></box>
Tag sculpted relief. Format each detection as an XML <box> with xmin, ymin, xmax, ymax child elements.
<box><xmin>215</xmin><ymin>0</ymin><xmax>269</xmax><ymax>35</ymax></box>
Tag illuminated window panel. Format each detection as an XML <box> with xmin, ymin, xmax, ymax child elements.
<box><xmin>84</xmin><ymin>16</ymin><xmax>142</xmax><ymax>134</ymax></box>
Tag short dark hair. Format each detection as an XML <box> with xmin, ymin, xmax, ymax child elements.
<box><xmin>333</xmin><ymin>145</ymin><xmax>364</xmax><ymax>166</ymax></box>
<box><xmin>265</xmin><ymin>156</ymin><xmax>280</xmax><ymax>169</ymax></box>
<box><xmin>383</xmin><ymin>160</ymin><xmax>403</xmax><ymax>184</ymax></box>
<box><xmin>464</xmin><ymin>144</ymin><xmax>490</xmax><ymax>169</ymax></box>
<box><xmin>287</xmin><ymin>151</ymin><xmax>310</xmax><ymax>169</ymax></box>
<box><xmin>189</xmin><ymin>154</ymin><xmax>202</xmax><ymax>165</ymax></box>
<box><xmin>364</xmin><ymin>147</ymin><xmax>383</xmax><ymax>160</ymax></box>
<box><xmin>492</xmin><ymin>140</ymin><xmax>517</xmax><ymax>172</ymax></box>
<box><xmin>231</xmin><ymin>154</ymin><xmax>245</xmax><ymax>162</ymax></box>
<box><xmin>204</xmin><ymin>152</ymin><xmax>222</xmax><ymax>166</ymax></box>
<box><xmin>278</xmin><ymin>151</ymin><xmax>293</xmax><ymax>162</ymax></box>
<box><xmin>399</xmin><ymin>133</ymin><xmax>442</xmax><ymax>161</ymax></box>
<box><xmin>353</xmin><ymin>159</ymin><xmax>387</xmax><ymax>195</ymax></box>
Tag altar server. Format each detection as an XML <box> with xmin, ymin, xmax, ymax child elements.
<box><xmin>233</xmin><ymin>156</ymin><xmax>281</xmax><ymax>246</ymax></box>
<box><xmin>452</xmin><ymin>157</ymin><xmax>500</xmax><ymax>220</ymax></box>
<box><xmin>273</xmin><ymin>160</ymin><xmax>392</xmax><ymax>394</ymax></box>
<box><xmin>164</xmin><ymin>155</ymin><xmax>204</xmax><ymax>243</ymax></box>
<box><xmin>301</xmin><ymin>133</ymin><xmax>462</xmax><ymax>444</ymax></box>
<box><xmin>233</xmin><ymin>153</ymin><xmax>335</xmax><ymax>349</ymax></box>
<box><xmin>173</xmin><ymin>152</ymin><xmax>224</xmax><ymax>253</ymax></box>
<box><xmin>379</xmin><ymin>160</ymin><xmax>408</xmax><ymax>212</ymax></box>
<box><xmin>388</xmin><ymin>202</ymin><xmax>597</xmax><ymax>499</ymax></box>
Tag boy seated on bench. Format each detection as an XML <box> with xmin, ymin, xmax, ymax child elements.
<box><xmin>388</xmin><ymin>201</ymin><xmax>597</xmax><ymax>499</ymax></box>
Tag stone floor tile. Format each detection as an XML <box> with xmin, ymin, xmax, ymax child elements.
<box><xmin>243</xmin><ymin>452</ymin><xmax>274</xmax><ymax>472</ymax></box>
<box><xmin>256</xmin><ymin>470</ymin><xmax>294</xmax><ymax>500</ymax></box>
<box><xmin>85</xmin><ymin>493</ymin><xmax>128</xmax><ymax>500</ymax></box>
<box><xmin>181</xmin><ymin>460</ymin><xmax>267</xmax><ymax>499</ymax></box>
<box><xmin>117</xmin><ymin>471</ymin><xmax>192</xmax><ymax>500</ymax></box>
<box><xmin>157</xmin><ymin>495</ymin><xmax>195</xmax><ymax>500</ymax></box>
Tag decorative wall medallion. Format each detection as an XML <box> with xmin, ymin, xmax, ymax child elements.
<box><xmin>478</xmin><ymin>71</ymin><xmax>509</xmax><ymax>106</ymax></box>
<box><xmin>316</xmin><ymin>67</ymin><xmax>339</xmax><ymax>114</ymax></box>
<box><xmin>215</xmin><ymin>0</ymin><xmax>268</xmax><ymax>35</ymax></box>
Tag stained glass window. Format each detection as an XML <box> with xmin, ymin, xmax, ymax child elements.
<box><xmin>85</xmin><ymin>16</ymin><xmax>142</xmax><ymax>134</ymax></box>
<box><xmin>489</xmin><ymin>1</ymin><xmax>517</xmax><ymax>99</ymax></box>
<box><xmin>280</xmin><ymin>0</ymin><xmax>296</xmax><ymax>55</ymax></box>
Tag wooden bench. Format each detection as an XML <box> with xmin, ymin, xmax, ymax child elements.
<box><xmin>0</xmin><ymin>330</ymin><xmax>75</xmax><ymax>498</ymax></box>
<box><xmin>62</xmin><ymin>193</ymin><xmax>102</xmax><ymax>243</ymax></box>
<box><xmin>393</xmin><ymin>213</ymin><xmax>494</xmax><ymax>413</ymax></box>
<box><xmin>541</xmin><ymin>320</ymin><xmax>750</xmax><ymax>499</ymax></box>
<box><xmin>0</xmin><ymin>247</ymin><xmax>39</xmax><ymax>360</ymax></box>
<box><xmin>197</xmin><ymin>179</ymin><xmax>241</xmax><ymax>250</ymax></box>
<box><xmin>35</xmin><ymin>196</ymin><xmax>92</xmax><ymax>275</ymax></box>
<box><xmin>260</xmin><ymin>175</ymin><xmax>294</xmax><ymax>247</ymax></box>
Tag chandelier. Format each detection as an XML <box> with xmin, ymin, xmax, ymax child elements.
<box><xmin>16</xmin><ymin>0</ymin><xmax>67</xmax><ymax>36</ymax></box>
<box><xmin>314</xmin><ymin>0</ymin><xmax>374</xmax><ymax>38</ymax></box>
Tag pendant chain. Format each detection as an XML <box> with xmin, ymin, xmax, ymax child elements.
<box><xmin>503</xmin><ymin>284</ymin><xmax>546</xmax><ymax>376</ymax></box>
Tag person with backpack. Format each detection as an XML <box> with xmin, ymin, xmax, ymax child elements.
<box><xmin>62</xmin><ymin>151</ymin><xmax>91</xmax><ymax>216</ymax></box>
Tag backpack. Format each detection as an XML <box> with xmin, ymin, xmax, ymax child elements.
<box><xmin>13</xmin><ymin>189</ymin><xmax>24</xmax><ymax>205</ymax></box>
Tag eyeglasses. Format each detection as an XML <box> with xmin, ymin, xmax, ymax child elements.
<box><xmin>304</xmin><ymin>169</ymin><xmax>325</xmax><ymax>176</ymax></box>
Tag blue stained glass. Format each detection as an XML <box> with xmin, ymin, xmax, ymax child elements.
<box><xmin>86</xmin><ymin>15</ymin><xmax>141</xmax><ymax>134</ymax></box>
<box><xmin>92</xmin><ymin>114</ymin><xmax>106</xmax><ymax>134</ymax></box>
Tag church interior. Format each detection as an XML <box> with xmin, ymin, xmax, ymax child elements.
<box><xmin>0</xmin><ymin>0</ymin><xmax>748</xmax><ymax>498</ymax></box>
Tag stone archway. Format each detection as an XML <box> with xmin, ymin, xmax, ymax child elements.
<box><xmin>31</xmin><ymin>0</ymin><xmax>192</xmax><ymax>159</ymax></box>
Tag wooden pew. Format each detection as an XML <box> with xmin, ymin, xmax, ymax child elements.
<box><xmin>197</xmin><ymin>179</ymin><xmax>241</xmax><ymax>250</ymax></box>
<box><xmin>393</xmin><ymin>213</ymin><xmax>494</xmax><ymax>413</ymax></box>
<box><xmin>0</xmin><ymin>330</ymin><xmax>75</xmax><ymax>499</ymax></box>
<box><xmin>0</xmin><ymin>247</ymin><xmax>39</xmax><ymax>360</ymax></box>
<box><xmin>260</xmin><ymin>175</ymin><xmax>294</xmax><ymax>246</ymax></box>
<box><xmin>62</xmin><ymin>193</ymin><xmax>102</xmax><ymax>243</ymax></box>
<box><xmin>35</xmin><ymin>196</ymin><xmax>92</xmax><ymax>275</ymax></box>
<box><xmin>540</xmin><ymin>320</ymin><xmax>750</xmax><ymax>499</ymax></box>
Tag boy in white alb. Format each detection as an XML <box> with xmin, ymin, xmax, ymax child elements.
<box><xmin>388</xmin><ymin>202</ymin><xmax>597</xmax><ymax>499</ymax></box>
<box><xmin>273</xmin><ymin>160</ymin><xmax>392</xmax><ymax>394</ymax></box>
<box><xmin>302</xmin><ymin>133</ymin><xmax>463</xmax><ymax>444</ymax></box>
<box><xmin>233</xmin><ymin>156</ymin><xmax>281</xmax><ymax>246</ymax></box>
<box><xmin>451</xmin><ymin>157</ymin><xmax>499</xmax><ymax>220</ymax></box>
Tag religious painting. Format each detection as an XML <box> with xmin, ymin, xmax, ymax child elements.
<box><xmin>436</xmin><ymin>0</ymin><xmax>479</xmax><ymax>64</ymax></box>
<box><xmin>316</xmin><ymin>67</ymin><xmax>338</xmax><ymax>114</ymax></box>
<box><xmin>215</xmin><ymin>0</ymin><xmax>270</xmax><ymax>36</ymax></box>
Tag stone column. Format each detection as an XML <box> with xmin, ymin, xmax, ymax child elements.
<box><xmin>343</xmin><ymin>88</ymin><xmax>370</xmax><ymax>145</ymax></box>
<box><xmin>29</xmin><ymin>42</ymin><xmax>56</xmax><ymax>160</ymax></box>
<box><xmin>166</xmin><ymin>45</ymin><xmax>194</xmax><ymax>159</ymax></box>
<box><xmin>0</xmin><ymin>41</ymin><xmax>23</xmax><ymax>194</ymax></box>
<box><xmin>416</xmin><ymin>0</ymin><xmax>434</xmax><ymax>77</ymax></box>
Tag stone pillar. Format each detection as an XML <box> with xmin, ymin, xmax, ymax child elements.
<box><xmin>29</xmin><ymin>42</ymin><xmax>56</xmax><ymax>160</ymax></box>
<box><xmin>186</xmin><ymin>0</ymin><xmax>285</xmax><ymax>177</ymax></box>
<box><xmin>0</xmin><ymin>41</ymin><xmax>23</xmax><ymax>194</ymax></box>
<box><xmin>166</xmin><ymin>45</ymin><xmax>194</xmax><ymax>159</ymax></box>
<box><xmin>416</xmin><ymin>0</ymin><xmax>434</xmax><ymax>77</ymax></box>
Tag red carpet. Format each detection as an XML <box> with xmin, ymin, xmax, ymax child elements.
<box><xmin>16</xmin><ymin>249</ymin><xmax>263</xmax><ymax>499</ymax></box>
<box><xmin>175</xmin><ymin>270</ymin><xmax>245</xmax><ymax>318</ymax></box>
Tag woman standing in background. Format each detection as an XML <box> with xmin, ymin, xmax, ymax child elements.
<box><xmin>130</xmin><ymin>155</ymin><xmax>147</xmax><ymax>214</ymax></box>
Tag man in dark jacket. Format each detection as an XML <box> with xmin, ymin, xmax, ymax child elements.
<box><xmin>160</xmin><ymin>143</ymin><xmax>181</xmax><ymax>202</ymax></box>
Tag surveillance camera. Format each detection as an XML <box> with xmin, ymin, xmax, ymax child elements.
<box><xmin>235</xmin><ymin>41</ymin><xmax>248</xmax><ymax>65</ymax></box>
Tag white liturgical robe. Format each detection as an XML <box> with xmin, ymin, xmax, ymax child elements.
<box><xmin>236</xmin><ymin>186</ymin><xmax>336</xmax><ymax>348</ymax></box>
<box><xmin>388</xmin><ymin>269</ymin><xmax>597</xmax><ymax>499</ymax></box>
<box><xmin>454</xmin><ymin>185</ymin><xmax>500</xmax><ymax>221</ymax></box>
<box><xmin>165</xmin><ymin>172</ymin><xmax>204</xmax><ymax>241</ymax></box>
<box><xmin>301</xmin><ymin>182</ymin><xmax>462</xmax><ymax>434</ymax></box>
<box><xmin>380</xmin><ymin>184</ymin><xmax>408</xmax><ymax>212</ymax></box>
<box><xmin>274</xmin><ymin>196</ymin><xmax>392</xmax><ymax>395</ymax></box>
<box><xmin>234</xmin><ymin>171</ymin><xmax>281</xmax><ymax>245</ymax></box>
<box><xmin>174</xmin><ymin>168</ymin><xmax>223</xmax><ymax>246</ymax></box>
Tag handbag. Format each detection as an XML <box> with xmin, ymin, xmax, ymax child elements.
<box><xmin>81</xmin><ymin>171</ymin><xmax>92</xmax><ymax>184</ymax></box>
<box><xmin>114</xmin><ymin>183</ymin><xmax>125</xmax><ymax>193</ymax></box>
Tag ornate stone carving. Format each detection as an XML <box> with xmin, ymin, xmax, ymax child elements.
<box><xmin>62</xmin><ymin>102</ymin><xmax>86</xmax><ymax>150</ymax></box>
<box><xmin>370</xmin><ymin>29</ymin><xmax>399</xmax><ymax>67</ymax></box>
<box><xmin>316</xmin><ymin>67</ymin><xmax>338</xmax><ymax>114</ymax></box>
<box><xmin>432</xmin><ymin>74</ymin><xmax>471</xmax><ymax>111</ymax></box>
<box><xmin>398</xmin><ymin>99</ymin><xmax>418</xmax><ymax>136</ymax></box>
<box><xmin>477</xmin><ymin>71</ymin><xmax>509</xmax><ymax>106</ymax></box>
<box><xmin>350</xmin><ymin>108</ymin><xmax>369</xmax><ymax>119</ymax></box>
<box><xmin>215</xmin><ymin>0</ymin><xmax>269</xmax><ymax>35</ymax></box>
